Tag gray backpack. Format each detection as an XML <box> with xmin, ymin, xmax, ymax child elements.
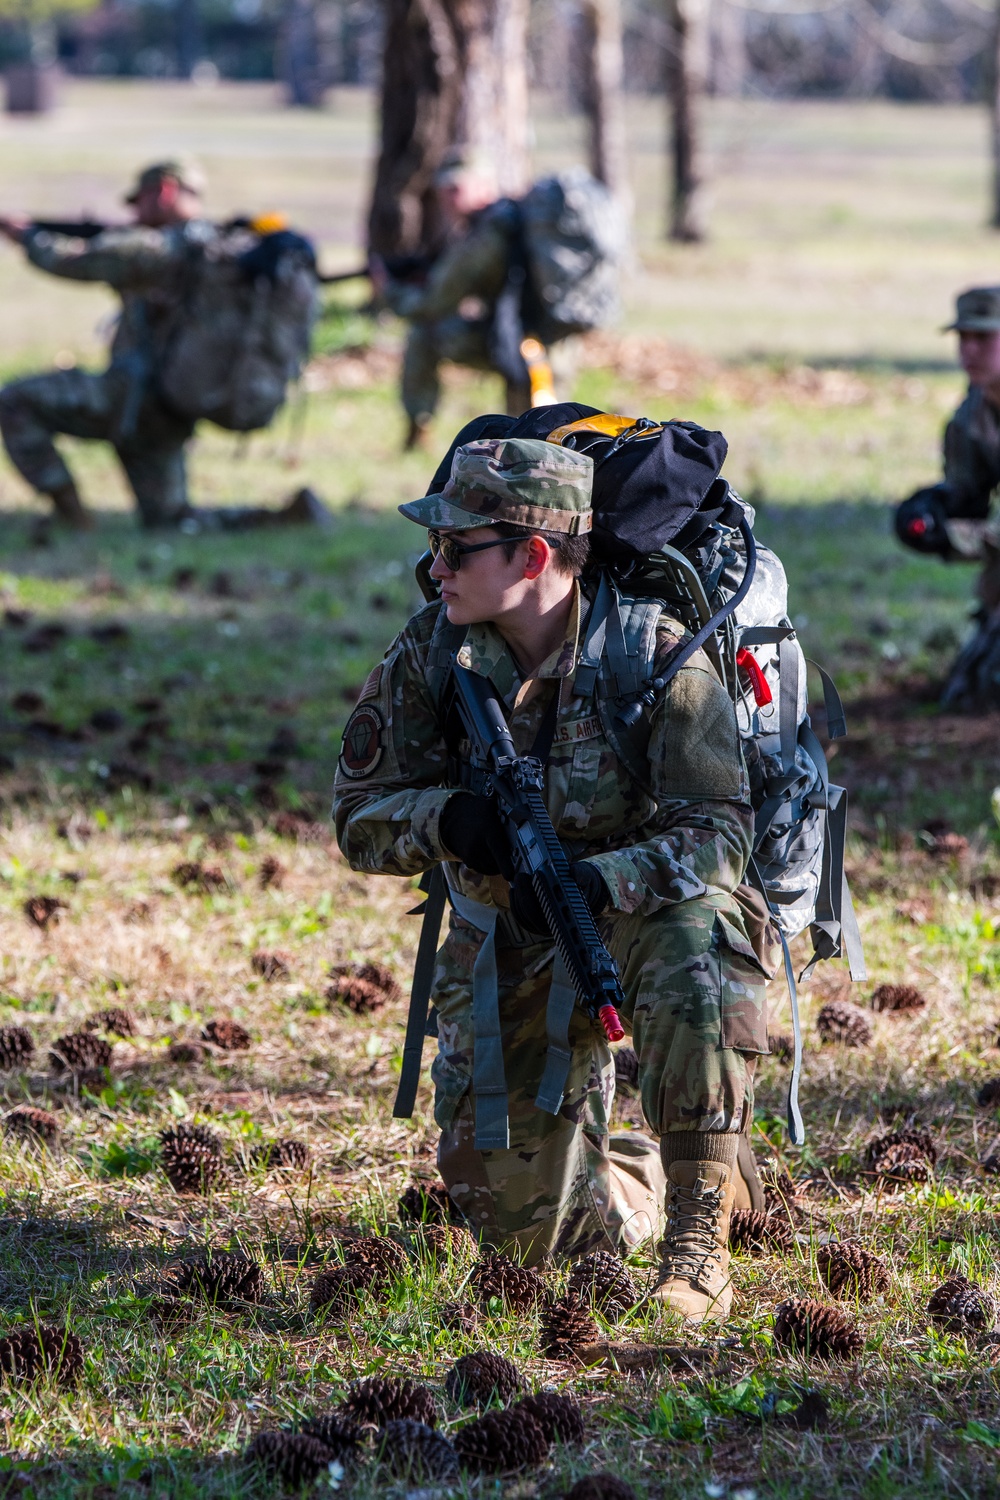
<box><xmin>157</xmin><ymin>225</ymin><xmax>318</xmax><ymax>432</ymax></box>
<box><xmin>517</xmin><ymin>170</ymin><xmax>624</xmax><ymax>342</ymax></box>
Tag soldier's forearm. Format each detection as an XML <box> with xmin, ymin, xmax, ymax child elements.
<box><xmin>585</xmin><ymin>802</ymin><xmax>753</xmax><ymax>917</ymax></box>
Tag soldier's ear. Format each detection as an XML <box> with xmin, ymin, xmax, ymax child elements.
<box><xmin>522</xmin><ymin>536</ymin><xmax>551</xmax><ymax>581</ymax></box>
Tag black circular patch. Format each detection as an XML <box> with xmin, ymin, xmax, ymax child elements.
<box><xmin>339</xmin><ymin>703</ymin><xmax>384</xmax><ymax>780</ymax></box>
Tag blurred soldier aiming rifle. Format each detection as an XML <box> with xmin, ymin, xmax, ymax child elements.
<box><xmin>895</xmin><ymin>287</ymin><xmax>1000</xmax><ymax>707</ymax></box>
<box><xmin>0</xmin><ymin>160</ymin><xmax>328</xmax><ymax>532</ymax></box>
<box><xmin>367</xmin><ymin>151</ymin><xmax>622</xmax><ymax>452</ymax></box>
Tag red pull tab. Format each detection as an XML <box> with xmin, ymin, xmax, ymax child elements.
<box><xmin>736</xmin><ymin>647</ymin><xmax>773</xmax><ymax>708</ymax></box>
<box><xmin>599</xmin><ymin>1005</ymin><xmax>625</xmax><ymax>1044</ymax></box>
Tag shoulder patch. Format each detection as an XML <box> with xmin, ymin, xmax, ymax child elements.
<box><xmin>357</xmin><ymin>662</ymin><xmax>383</xmax><ymax>702</ymax></box>
<box><xmin>339</xmin><ymin>703</ymin><xmax>385</xmax><ymax>780</ymax></box>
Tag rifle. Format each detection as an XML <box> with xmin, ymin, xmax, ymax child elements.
<box><xmin>29</xmin><ymin>219</ymin><xmax>108</xmax><ymax>239</ymax></box>
<box><xmin>319</xmin><ymin>252</ymin><xmax>437</xmax><ymax>287</ymax></box>
<box><xmin>448</xmin><ymin>662</ymin><xmax>625</xmax><ymax>1046</ymax></box>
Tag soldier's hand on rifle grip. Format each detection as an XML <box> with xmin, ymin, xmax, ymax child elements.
<box><xmin>509</xmin><ymin>862</ymin><xmax>610</xmax><ymax>936</ymax></box>
<box><xmin>439</xmin><ymin>792</ymin><xmax>514</xmax><ymax>877</ymax></box>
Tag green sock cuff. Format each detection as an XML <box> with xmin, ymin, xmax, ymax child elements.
<box><xmin>659</xmin><ymin>1131</ymin><xmax>738</xmax><ymax>1169</ymax></box>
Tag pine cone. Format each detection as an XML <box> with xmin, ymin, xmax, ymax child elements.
<box><xmin>251</xmin><ymin>950</ymin><xmax>290</xmax><ymax>981</ymax></box>
<box><xmin>345</xmin><ymin>1236</ymin><xmax>409</xmax><ymax>1279</ymax></box>
<box><xmin>761</xmin><ymin>1163</ymin><xmax>800</xmax><ymax>1209</ymax></box>
<box><xmin>172</xmin><ymin>860</ymin><xmax>227</xmax><ymax>892</ymax></box>
<box><xmin>0</xmin><ymin>1027</ymin><xmax>34</xmax><ymax>1070</ymax></box>
<box><xmin>565</xmin><ymin>1477</ymin><xmax>637</xmax><ymax>1500</ymax></box>
<box><xmin>871</xmin><ymin>983</ymin><xmax>926</xmax><ymax>1015</ymax></box>
<box><xmin>566</xmin><ymin>1250</ymin><xmax>639</xmax><ymax>1321</ymax></box>
<box><xmin>768</xmin><ymin>1033</ymin><xmax>793</xmax><ymax>1062</ymax></box>
<box><xmin>470</xmin><ymin>1252</ymin><xmax>545</xmax><ymax>1314</ymax></box>
<box><xmin>398</xmin><ymin>1181</ymin><xmax>456</xmax><ymax>1225</ymax></box>
<box><xmin>982</xmin><ymin>1153</ymin><xmax>1000</xmax><ymax>1175</ymax></box>
<box><xmin>340</xmin><ymin>1376</ymin><xmax>437</xmax><ymax>1428</ymax></box>
<box><xmin>816</xmin><ymin>999</ymin><xmax>872</xmax><ymax>1047</ymax></box>
<box><xmin>817</xmin><ymin>1241</ymin><xmax>890</xmax><ymax>1300</ymax></box>
<box><xmin>326</xmin><ymin>960</ymin><xmax>401</xmax><ymax>1013</ymax></box>
<box><xmin>540</xmin><ymin>1297</ymin><xmax>599</xmax><ymax>1360</ymax></box>
<box><xmin>444</xmin><ymin>1351</ymin><xmax>524</xmax><ymax>1408</ymax></box>
<box><xmin>257</xmin><ymin>855</ymin><xmax>285</xmax><ymax>890</ymax></box>
<box><xmin>299</xmin><ymin>1412</ymin><xmax>363</xmax><ymax>1461</ymax></box>
<box><xmin>4</xmin><ymin>1106</ymin><xmax>59</xmax><ymax>1144</ymax></box>
<box><xmin>168</xmin><ymin>1040</ymin><xmax>206</xmax><ymax>1065</ymax></box>
<box><xmin>0</xmin><ymin>1326</ymin><xmax>83</xmax><ymax>1387</ymax></box>
<box><xmin>867</xmin><ymin>1129</ymin><xmax>936</xmax><ymax>1188</ymax></box>
<box><xmin>977</xmin><ymin>1078</ymin><xmax>1000</xmax><ymax>1107</ymax></box>
<box><xmin>514</xmin><ymin>1392</ymin><xmax>584</xmax><ymax>1445</ymax></box>
<box><xmin>453</xmin><ymin>1407</ymin><xmax>548</xmax><ymax>1473</ymax></box>
<box><xmin>84</xmin><ymin>1008</ymin><xmax>135</xmax><ymax>1038</ymax></box>
<box><xmin>309</xmin><ymin>1265</ymin><xmax>362</xmax><ymax>1320</ymax></box>
<box><xmin>375</xmin><ymin>1419</ymin><xmax>459</xmax><ymax>1481</ymax></box>
<box><xmin>49</xmin><ymin>1032</ymin><xmax>111</xmax><ymax>1074</ymax></box>
<box><xmin>24</xmin><ymin>895</ymin><xmax>66</xmax><ymax>931</ymax></box>
<box><xmin>614</xmin><ymin>1046</ymin><xmax>639</xmax><ymax>1090</ymax></box>
<box><xmin>729</xmin><ymin>1209</ymin><xmax>794</xmax><ymax>1256</ymax></box>
<box><xmin>251</xmin><ymin>1138</ymin><xmax>309</xmax><ymax>1171</ymax></box>
<box><xmin>174</xmin><ymin>1252</ymin><xmax>266</xmax><ymax>1307</ymax></box>
<box><xmin>440</xmin><ymin>1300</ymin><xmax>479</xmax><ymax>1335</ymax></box>
<box><xmin>417</xmin><ymin>1223</ymin><xmax>477</xmax><ymax>1264</ymax></box>
<box><xmin>273</xmin><ymin>811</ymin><xmax>329</xmax><ymax>843</ymax></box>
<box><xmin>927</xmin><ymin>1276</ymin><xmax>995</xmax><ymax>1333</ymax></box>
<box><xmin>201</xmin><ymin>1018</ymin><xmax>250</xmax><ymax>1050</ymax></box>
<box><xmin>160</xmin><ymin>1123</ymin><xmax>224</xmax><ymax>1194</ymax></box>
<box><xmin>772</xmin><ymin>1297</ymin><xmax>863</xmax><ymax>1360</ymax></box>
<box><xmin>245</xmin><ymin>1431</ymin><xmax>334</xmax><ymax>1486</ymax></box>
<box><xmin>780</xmin><ymin>1388</ymin><xmax>829</xmax><ymax>1430</ymax></box>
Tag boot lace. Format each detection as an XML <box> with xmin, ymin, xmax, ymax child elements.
<box><xmin>658</xmin><ymin>1177</ymin><xmax>724</xmax><ymax>1284</ymax></box>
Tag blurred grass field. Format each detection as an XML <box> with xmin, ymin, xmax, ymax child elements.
<box><xmin>0</xmin><ymin>80</ymin><xmax>999</xmax><ymax>1500</ymax></box>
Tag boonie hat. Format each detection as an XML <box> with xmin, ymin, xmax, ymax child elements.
<box><xmin>399</xmin><ymin>437</ymin><xmax>593</xmax><ymax>535</ymax></box>
<box><xmin>945</xmin><ymin>286</ymin><xmax>1000</xmax><ymax>333</ymax></box>
<box><xmin>124</xmin><ymin>159</ymin><xmax>206</xmax><ymax>205</ymax></box>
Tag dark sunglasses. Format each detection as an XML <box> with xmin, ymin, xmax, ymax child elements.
<box><xmin>427</xmin><ymin>529</ymin><xmax>513</xmax><ymax>572</ymax></box>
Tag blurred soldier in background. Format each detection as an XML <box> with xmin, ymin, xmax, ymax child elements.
<box><xmin>371</xmin><ymin>153</ymin><xmax>530</xmax><ymax>452</ymax></box>
<box><xmin>895</xmin><ymin>287</ymin><xmax>1000</xmax><ymax>706</ymax></box>
<box><xmin>0</xmin><ymin>160</ymin><xmax>326</xmax><ymax>532</ymax></box>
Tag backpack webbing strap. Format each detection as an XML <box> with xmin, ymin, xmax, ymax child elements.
<box><xmin>533</xmin><ymin>950</ymin><xmax>577</xmax><ymax>1116</ymax></box>
<box><xmin>392</xmin><ymin>865</ymin><xmax>447</xmax><ymax>1120</ymax></box>
<box><xmin>573</xmin><ymin>574</ymin><xmax>613</xmax><ymax>698</ymax></box>
<box><xmin>449</xmin><ymin>889</ymin><xmax>510</xmax><ymax>1150</ymax></box>
<box><xmin>806</xmin><ymin>657</ymin><xmax>847</xmax><ymax>740</ymax></box>
<box><xmin>747</xmin><ymin>856</ymin><xmax>804</xmax><ymax>1146</ymax></box>
<box><xmin>777</xmin><ymin>639</ymin><xmax>799</xmax><ymax>775</ymax></box>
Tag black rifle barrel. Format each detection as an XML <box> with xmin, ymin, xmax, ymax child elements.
<box><xmin>450</xmin><ymin>663</ymin><xmax>625</xmax><ymax>1043</ymax></box>
<box><xmin>29</xmin><ymin>219</ymin><xmax>108</xmax><ymax>239</ymax></box>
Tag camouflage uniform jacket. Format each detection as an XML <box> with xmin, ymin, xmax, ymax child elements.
<box><xmin>24</xmin><ymin>220</ymin><xmax>216</xmax><ymax>369</ymax></box>
<box><xmin>334</xmin><ymin>582</ymin><xmax>753</xmax><ymax>918</ymax></box>
<box><xmin>384</xmin><ymin>206</ymin><xmax>511</xmax><ymax>326</ymax></box>
<box><xmin>943</xmin><ymin>385</ymin><xmax>1000</xmax><ymax>519</ymax></box>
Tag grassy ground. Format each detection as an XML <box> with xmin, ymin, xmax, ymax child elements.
<box><xmin>0</xmin><ymin>82</ymin><xmax>998</xmax><ymax>1499</ymax></box>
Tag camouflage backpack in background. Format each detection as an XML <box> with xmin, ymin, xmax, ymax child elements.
<box><xmin>157</xmin><ymin>225</ymin><xmax>318</xmax><ymax>432</ymax></box>
<box><xmin>513</xmin><ymin>170</ymin><xmax>625</xmax><ymax>342</ymax></box>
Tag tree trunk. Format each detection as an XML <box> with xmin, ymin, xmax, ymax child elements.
<box><xmin>666</xmin><ymin>0</ymin><xmax>709</xmax><ymax>243</ymax></box>
<box><xmin>282</xmin><ymin>0</ymin><xmax>327</xmax><ymax>107</ymax></box>
<box><xmin>460</xmin><ymin>0</ymin><xmax>530</xmax><ymax>196</ymax></box>
<box><xmin>709</xmin><ymin>0</ymin><xmax>745</xmax><ymax>98</ymax></box>
<box><xmin>176</xmin><ymin>0</ymin><xmax>201</xmax><ymax>79</ymax></box>
<box><xmin>579</xmin><ymin>0</ymin><xmax>629</xmax><ymax>208</ymax></box>
<box><xmin>367</xmin><ymin>0</ymin><xmax>530</xmax><ymax>260</ymax></box>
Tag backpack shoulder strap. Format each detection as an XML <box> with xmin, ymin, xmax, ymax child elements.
<box><xmin>424</xmin><ymin>606</ymin><xmax>468</xmax><ymax>711</ymax></box>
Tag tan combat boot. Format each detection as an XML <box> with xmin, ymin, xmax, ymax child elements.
<box><xmin>651</xmin><ymin>1133</ymin><xmax>737</xmax><ymax>1325</ymax></box>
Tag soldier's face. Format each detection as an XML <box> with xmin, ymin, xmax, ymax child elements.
<box><xmin>428</xmin><ymin>526</ymin><xmax>545</xmax><ymax>627</ymax></box>
<box><xmin>958</xmin><ymin>329</ymin><xmax>1000</xmax><ymax>388</ymax></box>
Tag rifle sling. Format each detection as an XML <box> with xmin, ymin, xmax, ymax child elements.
<box><xmin>392</xmin><ymin>865</ymin><xmax>447</xmax><ymax>1120</ymax></box>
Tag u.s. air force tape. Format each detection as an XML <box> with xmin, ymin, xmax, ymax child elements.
<box><xmin>339</xmin><ymin>703</ymin><xmax>384</xmax><ymax>779</ymax></box>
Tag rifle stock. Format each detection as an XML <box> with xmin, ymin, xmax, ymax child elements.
<box><xmin>449</xmin><ymin>663</ymin><xmax>625</xmax><ymax>1044</ymax></box>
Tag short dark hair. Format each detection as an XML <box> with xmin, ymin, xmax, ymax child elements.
<box><xmin>491</xmin><ymin>521</ymin><xmax>590</xmax><ymax>577</ymax></box>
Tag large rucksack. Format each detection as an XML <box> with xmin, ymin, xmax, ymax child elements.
<box><xmin>157</xmin><ymin>225</ymin><xmax>318</xmax><ymax>432</ymax></box>
<box><xmin>410</xmin><ymin>405</ymin><xmax>867</xmax><ymax>1143</ymax></box>
<box><xmin>516</xmin><ymin>170</ymin><xmax>624</xmax><ymax>342</ymax></box>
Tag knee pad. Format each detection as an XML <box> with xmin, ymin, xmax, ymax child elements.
<box><xmin>895</xmin><ymin>486</ymin><xmax>953</xmax><ymax>558</ymax></box>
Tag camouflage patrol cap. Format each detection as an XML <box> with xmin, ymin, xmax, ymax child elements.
<box><xmin>399</xmin><ymin>437</ymin><xmax>593</xmax><ymax>535</ymax></box>
<box><xmin>945</xmin><ymin>286</ymin><xmax>1000</xmax><ymax>333</ymax></box>
<box><xmin>124</xmin><ymin>159</ymin><xmax>206</xmax><ymax>205</ymax></box>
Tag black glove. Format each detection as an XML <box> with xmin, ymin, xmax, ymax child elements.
<box><xmin>509</xmin><ymin>861</ymin><xmax>611</xmax><ymax>936</ymax></box>
<box><xmin>439</xmin><ymin>792</ymin><xmax>512</xmax><ymax>877</ymax></box>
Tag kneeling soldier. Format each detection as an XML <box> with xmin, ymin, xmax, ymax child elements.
<box><xmin>333</xmin><ymin>436</ymin><xmax>770</xmax><ymax>1323</ymax></box>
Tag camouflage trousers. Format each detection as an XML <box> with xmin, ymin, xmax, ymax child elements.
<box><xmin>0</xmin><ymin>366</ymin><xmax>194</xmax><ymax>527</ymax></box>
<box><xmin>433</xmin><ymin>890</ymin><xmax>769</xmax><ymax>1266</ymax></box>
<box><xmin>402</xmin><ymin>317</ymin><xmax>530</xmax><ymax>423</ymax></box>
